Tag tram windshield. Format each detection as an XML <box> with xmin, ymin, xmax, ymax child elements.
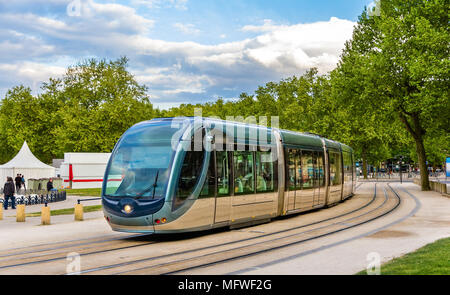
<box><xmin>103</xmin><ymin>122</ymin><xmax>183</xmax><ymax>199</ymax></box>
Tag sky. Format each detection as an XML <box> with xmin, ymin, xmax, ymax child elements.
<box><xmin>0</xmin><ymin>0</ymin><xmax>375</xmax><ymax>109</ymax></box>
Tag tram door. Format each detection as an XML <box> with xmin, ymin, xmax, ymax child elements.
<box><xmin>214</xmin><ymin>151</ymin><xmax>231</xmax><ymax>224</ymax></box>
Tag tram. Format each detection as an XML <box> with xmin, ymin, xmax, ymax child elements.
<box><xmin>102</xmin><ymin>117</ymin><xmax>355</xmax><ymax>233</ymax></box>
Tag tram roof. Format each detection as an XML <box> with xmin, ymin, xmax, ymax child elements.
<box><xmin>144</xmin><ymin>117</ymin><xmax>352</xmax><ymax>151</ymax></box>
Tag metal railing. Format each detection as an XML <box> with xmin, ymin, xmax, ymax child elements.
<box><xmin>1</xmin><ymin>191</ymin><xmax>67</xmax><ymax>208</ymax></box>
<box><xmin>77</xmin><ymin>198</ymin><xmax>101</xmax><ymax>204</ymax></box>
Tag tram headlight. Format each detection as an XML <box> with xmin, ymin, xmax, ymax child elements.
<box><xmin>123</xmin><ymin>204</ymin><xmax>133</xmax><ymax>214</ymax></box>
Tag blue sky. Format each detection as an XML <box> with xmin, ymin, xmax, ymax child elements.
<box><xmin>0</xmin><ymin>0</ymin><xmax>374</xmax><ymax>109</ymax></box>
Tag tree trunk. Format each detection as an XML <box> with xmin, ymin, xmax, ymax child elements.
<box><xmin>399</xmin><ymin>111</ymin><xmax>430</xmax><ymax>191</ymax></box>
<box><xmin>415</xmin><ymin>136</ymin><xmax>430</xmax><ymax>191</ymax></box>
<box><xmin>362</xmin><ymin>147</ymin><xmax>368</xmax><ymax>180</ymax></box>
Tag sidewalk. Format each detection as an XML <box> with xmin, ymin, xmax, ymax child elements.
<box><xmin>235</xmin><ymin>182</ymin><xmax>450</xmax><ymax>275</ymax></box>
<box><xmin>0</xmin><ymin>195</ymin><xmax>107</xmax><ymax>251</ymax></box>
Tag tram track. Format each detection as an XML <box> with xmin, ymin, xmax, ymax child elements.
<box><xmin>73</xmin><ymin>182</ymin><xmax>394</xmax><ymax>275</ymax></box>
<box><xmin>0</xmin><ymin>182</ymin><xmax>369</xmax><ymax>274</ymax></box>
<box><xmin>0</xmin><ymin>233</ymin><xmax>149</xmax><ymax>259</ymax></box>
<box><xmin>110</xmin><ymin>183</ymin><xmax>399</xmax><ymax>275</ymax></box>
<box><xmin>1</xmin><ymin>185</ymin><xmax>367</xmax><ymax>262</ymax></box>
<box><xmin>0</xmin><ymin>182</ymin><xmax>378</xmax><ymax>274</ymax></box>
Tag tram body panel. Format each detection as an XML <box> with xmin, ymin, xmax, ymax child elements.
<box><xmin>273</xmin><ymin>129</ymin><xmax>287</xmax><ymax>217</ymax></box>
<box><xmin>214</xmin><ymin>196</ymin><xmax>232</xmax><ymax>224</ymax></box>
<box><xmin>153</xmin><ymin>199</ymin><xmax>215</xmax><ymax>233</ymax></box>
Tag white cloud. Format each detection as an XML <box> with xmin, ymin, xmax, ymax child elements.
<box><xmin>241</xmin><ymin>19</ymin><xmax>280</xmax><ymax>33</ymax></box>
<box><xmin>0</xmin><ymin>61</ymin><xmax>66</xmax><ymax>94</ymax></box>
<box><xmin>0</xmin><ymin>0</ymin><xmax>356</xmax><ymax>107</ymax></box>
<box><xmin>132</xmin><ymin>0</ymin><xmax>188</xmax><ymax>10</ymax></box>
<box><xmin>173</xmin><ymin>23</ymin><xmax>200</xmax><ymax>35</ymax></box>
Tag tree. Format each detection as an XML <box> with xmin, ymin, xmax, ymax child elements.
<box><xmin>333</xmin><ymin>0</ymin><xmax>449</xmax><ymax>189</ymax></box>
<box><xmin>0</xmin><ymin>57</ymin><xmax>157</xmax><ymax>163</ymax></box>
<box><xmin>40</xmin><ymin>57</ymin><xmax>156</xmax><ymax>155</ymax></box>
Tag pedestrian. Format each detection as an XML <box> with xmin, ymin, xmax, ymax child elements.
<box><xmin>3</xmin><ymin>177</ymin><xmax>16</xmax><ymax>210</ymax></box>
<box><xmin>47</xmin><ymin>178</ymin><xmax>54</xmax><ymax>192</ymax></box>
<box><xmin>14</xmin><ymin>174</ymin><xmax>22</xmax><ymax>193</ymax></box>
<box><xmin>21</xmin><ymin>175</ymin><xmax>26</xmax><ymax>192</ymax></box>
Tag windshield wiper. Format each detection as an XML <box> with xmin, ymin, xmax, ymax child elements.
<box><xmin>135</xmin><ymin>170</ymin><xmax>160</xmax><ymax>199</ymax></box>
<box><xmin>152</xmin><ymin>170</ymin><xmax>160</xmax><ymax>200</ymax></box>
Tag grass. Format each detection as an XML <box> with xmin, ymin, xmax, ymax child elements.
<box><xmin>65</xmin><ymin>188</ymin><xmax>102</xmax><ymax>197</ymax></box>
<box><xmin>25</xmin><ymin>205</ymin><xmax>103</xmax><ymax>217</ymax></box>
<box><xmin>356</xmin><ymin>238</ymin><xmax>450</xmax><ymax>275</ymax></box>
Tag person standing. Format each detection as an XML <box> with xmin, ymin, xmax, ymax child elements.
<box><xmin>15</xmin><ymin>174</ymin><xmax>22</xmax><ymax>193</ymax></box>
<box><xmin>47</xmin><ymin>178</ymin><xmax>54</xmax><ymax>192</ymax></box>
<box><xmin>21</xmin><ymin>175</ymin><xmax>26</xmax><ymax>192</ymax></box>
<box><xmin>3</xmin><ymin>177</ymin><xmax>16</xmax><ymax>210</ymax></box>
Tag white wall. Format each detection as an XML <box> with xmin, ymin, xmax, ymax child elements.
<box><xmin>60</xmin><ymin>153</ymin><xmax>111</xmax><ymax>189</ymax></box>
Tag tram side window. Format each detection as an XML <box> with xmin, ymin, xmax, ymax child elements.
<box><xmin>312</xmin><ymin>152</ymin><xmax>319</xmax><ymax>188</ymax></box>
<box><xmin>287</xmin><ymin>149</ymin><xmax>296</xmax><ymax>191</ymax></box>
<box><xmin>234</xmin><ymin>151</ymin><xmax>255</xmax><ymax>195</ymax></box>
<box><xmin>200</xmin><ymin>152</ymin><xmax>215</xmax><ymax>198</ymax></box>
<box><xmin>329</xmin><ymin>151</ymin><xmax>342</xmax><ymax>186</ymax></box>
<box><xmin>295</xmin><ymin>150</ymin><xmax>302</xmax><ymax>191</ymax></box>
<box><xmin>301</xmin><ymin>151</ymin><xmax>314</xmax><ymax>189</ymax></box>
<box><xmin>174</xmin><ymin>151</ymin><xmax>205</xmax><ymax>209</ymax></box>
<box><xmin>256</xmin><ymin>150</ymin><xmax>276</xmax><ymax>193</ymax></box>
<box><xmin>317</xmin><ymin>152</ymin><xmax>325</xmax><ymax>187</ymax></box>
<box><xmin>216</xmin><ymin>151</ymin><xmax>230</xmax><ymax>196</ymax></box>
<box><xmin>343</xmin><ymin>152</ymin><xmax>352</xmax><ymax>183</ymax></box>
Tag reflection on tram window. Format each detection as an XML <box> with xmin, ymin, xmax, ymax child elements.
<box><xmin>200</xmin><ymin>153</ymin><xmax>215</xmax><ymax>198</ymax></box>
<box><xmin>217</xmin><ymin>151</ymin><xmax>230</xmax><ymax>196</ymax></box>
<box><xmin>174</xmin><ymin>151</ymin><xmax>205</xmax><ymax>209</ymax></box>
<box><xmin>317</xmin><ymin>152</ymin><xmax>325</xmax><ymax>187</ymax></box>
<box><xmin>329</xmin><ymin>151</ymin><xmax>342</xmax><ymax>186</ymax></box>
<box><xmin>105</xmin><ymin>145</ymin><xmax>173</xmax><ymax>198</ymax></box>
<box><xmin>256</xmin><ymin>150</ymin><xmax>275</xmax><ymax>193</ymax></box>
<box><xmin>301</xmin><ymin>151</ymin><xmax>314</xmax><ymax>189</ymax></box>
<box><xmin>104</xmin><ymin>123</ymin><xmax>181</xmax><ymax>199</ymax></box>
<box><xmin>234</xmin><ymin>151</ymin><xmax>254</xmax><ymax>195</ymax></box>
<box><xmin>288</xmin><ymin>149</ymin><xmax>296</xmax><ymax>191</ymax></box>
<box><xmin>295</xmin><ymin>150</ymin><xmax>302</xmax><ymax>190</ymax></box>
<box><xmin>343</xmin><ymin>151</ymin><xmax>353</xmax><ymax>183</ymax></box>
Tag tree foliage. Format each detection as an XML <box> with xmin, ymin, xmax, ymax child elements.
<box><xmin>0</xmin><ymin>57</ymin><xmax>156</xmax><ymax>163</ymax></box>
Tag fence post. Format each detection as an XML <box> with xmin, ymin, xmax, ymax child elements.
<box><xmin>16</xmin><ymin>203</ymin><xmax>26</xmax><ymax>222</ymax></box>
<box><xmin>41</xmin><ymin>203</ymin><xmax>51</xmax><ymax>225</ymax></box>
<box><xmin>74</xmin><ymin>200</ymin><xmax>83</xmax><ymax>221</ymax></box>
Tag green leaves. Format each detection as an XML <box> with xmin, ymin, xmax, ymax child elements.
<box><xmin>0</xmin><ymin>58</ymin><xmax>156</xmax><ymax>164</ymax></box>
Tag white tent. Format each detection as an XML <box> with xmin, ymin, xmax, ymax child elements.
<box><xmin>0</xmin><ymin>141</ymin><xmax>55</xmax><ymax>187</ymax></box>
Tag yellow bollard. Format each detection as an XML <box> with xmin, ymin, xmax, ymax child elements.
<box><xmin>74</xmin><ymin>203</ymin><xmax>83</xmax><ymax>221</ymax></box>
<box><xmin>41</xmin><ymin>206</ymin><xmax>51</xmax><ymax>225</ymax></box>
<box><xmin>16</xmin><ymin>204</ymin><xmax>26</xmax><ymax>222</ymax></box>
<box><xmin>0</xmin><ymin>205</ymin><xmax>3</xmax><ymax>220</ymax></box>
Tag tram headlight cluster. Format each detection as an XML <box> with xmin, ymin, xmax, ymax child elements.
<box><xmin>123</xmin><ymin>204</ymin><xmax>133</xmax><ymax>214</ymax></box>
